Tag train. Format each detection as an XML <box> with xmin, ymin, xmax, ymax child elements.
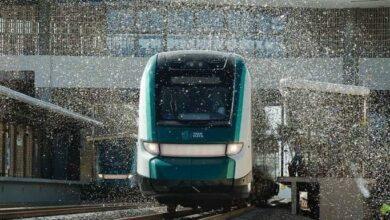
<box><xmin>95</xmin><ymin>137</ymin><xmax>135</xmax><ymax>186</ymax></box>
<box><xmin>136</xmin><ymin>50</ymin><xmax>277</xmax><ymax>211</ymax></box>
<box><xmin>83</xmin><ymin>134</ymin><xmax>137</xmax><ymax>200</ymax></box>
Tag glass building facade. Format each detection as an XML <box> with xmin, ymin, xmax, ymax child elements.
<box><xmin>1</xmin><ymin>1</ymin><xmax>389</xmax><ymax>58</ymax></box>
<box><xmin>103</xmin><ymin>2</ymin><xmax>287</xmax><ymax>57</ymax></box>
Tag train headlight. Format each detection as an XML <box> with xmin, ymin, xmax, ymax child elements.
<box><xmin>142</xmin><ymin>142</ymin><xmax>159</xmax><ymax>155</ymax></box>
<box><xmin>226</xmin><ymin>143</ymin><xmax>243</xmax><ymax>156</ymax></box>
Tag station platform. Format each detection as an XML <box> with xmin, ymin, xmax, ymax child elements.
<box><xmin>0</xmin><ymin>177</ymin><xmax>86</xmax><ymax>206</ymax></box>
<box><xmin>0</xmin><ymin>84</ymin><xmax>102</xmax><ymax>206</ymax></box>
<box><xmin>278</xmin><ymin>177</ymin><xmax>374</xmax><ymax>220</ymax></box>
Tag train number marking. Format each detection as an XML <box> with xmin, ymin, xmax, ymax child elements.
<box><xmin>192</xmin><ymin>132</ymin><xmax>204</xmax><ymax>138</ymax></box>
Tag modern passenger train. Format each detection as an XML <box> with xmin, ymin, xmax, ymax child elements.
<box><xmin>136</xmin><ymin>50</ymin><xmax>258</xmax><ymax>210</ymax></box>
<box><xmin>83</xmin><ymin>135</ymin><xmax>136</xmax><ymax>200</ymax></box>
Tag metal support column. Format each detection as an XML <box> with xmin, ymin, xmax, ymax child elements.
<box><xmin>9</xmin><ymin>123</ymin><xmax>16</xmax><ymax>177</ymax></box>
<box><xmin>37</xmin><ymin>0</ymin><xmax>51</xmax><ymax>55</ymax></box>
<box><xmin>281</xmin><ymin>103</ymin><xmax>285</xmax><ymax>177</ymax></box>
<box><xmin>0</xmin><ymin>122</ymin><xmax>4</xmax><ymax>176</ymax></box>
<box><xmin>36</xmin><ymin>0</ymin><xmax>52</xmax><ymax>101</ymax></box>
<box><xmin>343</xmin><ymin>9</ymin><xmax>360</xmax><ymax>86</ymax></box>
<box><xmin>24</xmin><ymin>126</ymin><xmax>33</xmax><ymax>177</ymax></box>
<box><xmin>15</xmin><ymin>125</ymin><xmax>25</xmax><ymax>177</ymax></box>
<box><xmin>32</xmin><ymin>131</ymin><xmax>41</xmax><ymax>178</ymax></box>
<box><xmin>291</xmin><ymin>181</ymin><xmax>299</xmax><ymax>215</ymax></box>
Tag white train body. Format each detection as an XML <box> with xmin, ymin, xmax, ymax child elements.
<box><xmin>137</xmin><ymin>50</ymin><xmax>252</xmax><ymax>207</ymax></box>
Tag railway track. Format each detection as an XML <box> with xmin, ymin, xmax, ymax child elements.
<box><xmin>121</xmin><ymin>206</ymin><xmax>254</xmax><ymax>220</ymax></box>
<box><xmin>0</xmin><ymin>203</ymin><xmax>253</xmax><ymax>220</ymax></box>
<box><xmin>0</xmin><ymin>203</ymin><xmax>137</xmax><ymax>219</ymax></box>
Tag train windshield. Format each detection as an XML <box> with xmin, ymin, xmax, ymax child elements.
<box><xmin>156</xmin><ymin>70</ymin><xmax>235</xmax><ymax>125</ymax></box>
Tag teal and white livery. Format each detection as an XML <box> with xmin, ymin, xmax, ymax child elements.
<box><xmin>137</xmin><ymin>50</ymin><xmax>252</xmax><ymax>210</ymax></box>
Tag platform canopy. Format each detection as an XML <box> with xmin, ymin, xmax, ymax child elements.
<box><xmin>279</xmin><ymin>78</ymin><xmax>370</xmax><ymax>96</ymax></box>
<box><xmin>0</xmin><ymin>85</ymin><xmax>103</xmax><ymax>126</ymax></box>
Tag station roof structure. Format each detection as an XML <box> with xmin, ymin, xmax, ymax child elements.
<box><xmin>85</xmin><ymin>132</ymin><xmax>137</xmax><ymax>142</ymax></box>
<box><xmin>0</xmin><ymin>85</ymin><xmax>103</xmax><ymax>126</ymax></box>
<box><xmin>279</xmin><ymin>78</ymin><xmax>370</xmax><ymax>96</ymax></box>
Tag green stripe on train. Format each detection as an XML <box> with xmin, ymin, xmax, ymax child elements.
<box><xmin>149</xmin><ymin>157</ymin><xmax>235</xmax><ymax>180</ymax></box>
<box><xmin>146</xmin><ymin>55</ymin><xmax>157</xmax><ymax>140</ymax></box>
<box><xmin>234</xmin><ymin>57</ymin><xmax>247</xmax><ymax>141</ymax></box>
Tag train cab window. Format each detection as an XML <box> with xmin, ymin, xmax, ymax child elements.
<box><xmin>156</xmin><ymin>68</ymin><xmax>235</xmax><ymax>126</ymax></box>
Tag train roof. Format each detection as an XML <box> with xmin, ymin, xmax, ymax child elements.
<box><xmin>156</xmin><ymin>50</ymin><xmax>239</xmax><ymax>70</ymax></box>
<box><xmin>279</xmin><ymin>78</ymin><xmax>370</xmax><ymax>96</ymax></box>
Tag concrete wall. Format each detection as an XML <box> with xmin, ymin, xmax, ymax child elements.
<box><xmin>247</xmin><ymin>58</ymin><xmax>344</xmax><ymax>89</ymax></box>
<box><xmin>0</xmin><ymin>177</ymin><xmax>83</xmax><ymax>205</ymax></box>
<box><xmin>0</xmin><ymin>56</ymin><xmax>147</xmax><ymax>89</ymax></box>
<box><xmin>0</xmin><ymin>55</ymin><xmax>389</xmax><ymax>90</ymax></box>
<box><xmin>359</xmin><ymin>58</ymin><xmax>390</xmax><ymax>90</ymax></box>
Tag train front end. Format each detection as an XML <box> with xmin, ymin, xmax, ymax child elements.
<box><xmin>137</xmin><ymin>51</ymin><xmax>252</xmax><ymax>208</ymax></box>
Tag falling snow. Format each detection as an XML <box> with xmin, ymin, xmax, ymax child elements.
<box><xmin>0</xmin><ymin>0</ymin><xmax>388</xmax><ymax>219</ymax></box>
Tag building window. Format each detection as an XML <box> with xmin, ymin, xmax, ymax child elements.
<box><xmin>255</xmin><ymin>36</ymin><xmax>285</xmax><ymax>58</ymax></box>
<box><xmin>194</xmin><ymin>35</ymin><xmax>224</xmax><ymax>51</ymax></box>
<box><xmin>107</xmin><ymin>10</ymin><xmax>134</xmax><ymax>33</ymax></box>
<box><xmin>195</xmin><ymin>10</ymin><xmax>224</xmax><ymax>32</ymax></box>
<box><xmin>50</xmin><ymin>4</ymin><xmax>106</xmax><ymax>56</ymax></box>
<box><xmin>0</xmin><ymin>18</ymin><xmax>4</xmax><ymax>33</ymax></box>
<box><xmin>168</xmin><ymin>10</ymin><xmax>194</xmax><ymax>33</ymax></box>
<box><xmin>137</xmin><ymin>10</ymin><xmax>163</xmax><ymax>33</ymax></box>
<box><xmin>24</xmin><ymin>21</ymin><xmax>32</xmax><ymax>34</ymax></box>
<box><xmin>270</xmin><ymin>15</ymin><xmax>287</xmax><ymax>33</ymax></box>
<box><xmin>9</xmin><ymin>19</ymin><xmax>15</xmax><ymax>34</ymax></box>
<box><xmin>16</xmin><ymin>20</ymin><xmax>24</xmax><ymax>34</ymax></box>
<box><xmin>226</xmin><ymin>37</ymin><xmax>255</xmax><ymax>56</ymax></box>
<box><xmin>258</xmin><ymin>14</ymin><xmax>272</xmax><ymax>34</ymax></box>
<box><xmin>257</xmin><ymin>14</ymin><xmax>287</xmax><ymax>34</ymax></box>
<box><xmin>106</xmin><ymin>9</ymin><xmax>136</xmax><ymax>56</ymax></box>
<box><xmin>167</xmin><ymin>35</ymin><xmax>195</xmax><ymax>51</ymax></box>
<box><xmin>138</xmin><ymin>35</ymin><xmax>162</xmax><ymax>56</ymax></box>
<box><xmin>226</xmin><ymin>11</ymin><xmax>254</xmax><ymax>34</ymax></box>
<box><xmin>107</xmin><ymin>34</ymin><xmax>135</xmax><ymax>56</ymax></box>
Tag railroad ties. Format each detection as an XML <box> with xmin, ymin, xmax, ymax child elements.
<box><xmin>0</xmin><ymin>204</ymin><xmax>136</xmax><ymax>219</ymax></box>
<box><xmin>0</xmin><ymin>204</ymin><xmax>254</xmax><ymax>219</ymax></box>
<box><xmin>120</xmin><ymin>206</ymin><xmax>254</xmax><ymax>220</ymax></box>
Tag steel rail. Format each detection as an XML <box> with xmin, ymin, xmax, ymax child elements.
<box><xmin>0</xmin><ymin>203</ymin><xmax>137</xmax><ymax>219</ymax></box>
<box><xmin>199</xmin><ymin>206</ymin><xmax>254</xmax><ymax>220</ymax></box>
<box><xmin>118</xmin><ymin>209</ymin><xmax>197</xmax><ymax>220</ymax></box>
<box><xmin>119</xmin><ymin>206</ymin><xmax>254</xmax><ymax>220</ymax></box>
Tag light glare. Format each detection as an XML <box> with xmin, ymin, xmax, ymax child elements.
<box><xmin>226</xmin><ymin>143</ymin><xmax>243</xmax><ymax>155</ymax></box>
<box><xmin>143</xmin><ymin>142</ymin><xmax>159</xmax><ymax>155</ymax></box>
<box><xmin>160</xmin><ymin>144</ymin><xmax>226</xmax><ymax>157</ymax></box>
